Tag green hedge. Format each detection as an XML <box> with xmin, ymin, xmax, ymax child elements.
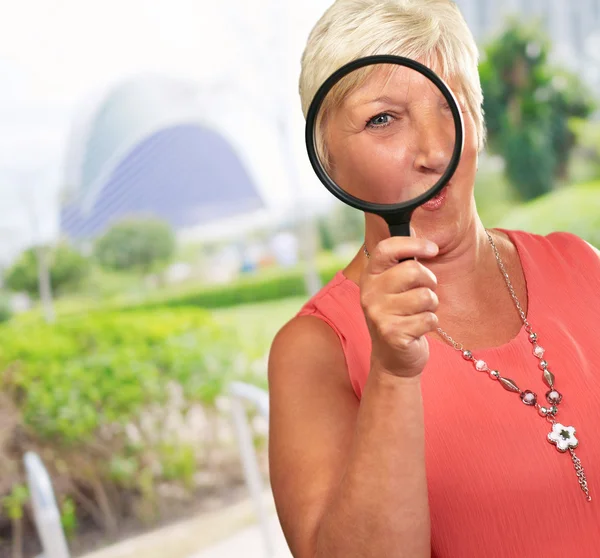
<box><xmin>0</xmin><ymin>309</ymin><xmax>246</xmax><ymax>445</ymax></box>
<box><xmin>0</xmin><ymin>308</ymin><xmax>261</xmax><ymax>541</ymax></box>
<box><xmin>127</xmin><ymin>261</ymin><xmax>342</xmax><ymax>312</ymax></box>
<box><xmin>497</xmin><ymin>181</ymin><xmax>600</xmax><ymax>247</ymax></box>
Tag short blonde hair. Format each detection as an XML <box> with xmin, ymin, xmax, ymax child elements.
<box><xmin>299</xmin><ymin>0</ymin><xmax>485</xmax><ymax>152</ymax></box>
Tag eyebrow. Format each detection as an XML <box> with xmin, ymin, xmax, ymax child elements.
<box><xmin>346</xmin><ymin>95</ymin><xmax>406</xmax><ymax>110</ymax></box>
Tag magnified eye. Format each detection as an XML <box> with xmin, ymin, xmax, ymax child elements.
<box><xmin>366</xmin><ymin>113</ymin><xmax>394</xmax><ymax>129</ymax></box>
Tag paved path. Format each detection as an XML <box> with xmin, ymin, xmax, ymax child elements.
<box><xmin>79</xmin><ymin>494</ymin><xmax>285</xmax><ymax>558</ymax></box>
<box><xmin>190</xmin><ymin>514</ymin><xmax>291</xmax><ymax>558</ymax></box>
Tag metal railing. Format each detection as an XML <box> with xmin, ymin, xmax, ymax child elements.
<box><xmin>23</xmin><ymin>451</ymin><xmax>70</xmax><ymax>558</ymax></box>
<box><xmin>22</xmin><ymin>385</ymin><xmax>272</xmax><ymax>558</ymax></box>
<box><xmin>228</xmin><ymin>381</ymin><xmax>273</xmax><ymax>557</ymax></box>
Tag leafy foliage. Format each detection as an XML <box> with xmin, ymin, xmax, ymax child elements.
<box><xmin>0</xmin><ymin>293</ymin><xmax>12</xmax><ymax>323</ymax></box>
<box><xmin>0</xmin><ymin>307</ymin><xmax>258</xmax><ymax>544</ymax></box>
<box><xmin>94</xmin><ymin>218</ymin><xmax>176</xmax><ymax>273</ymax></box>
<box><xmin>4</xmin><ymin>244</ymin><xmax>90</xmax><ymax>298</ymax></box>
<box><xmin>480</xmin><ymin>19</ymin><xmax>596</xmax><ymax>200</ymax></box>
<box><xmin>60</xmin><ymin>497</ymin><xmax>78</xmax><ymax>540</ymax></box>
<box><xmin>0</xmin><ymin>309</ymin><xmax>242</xmax><ymax>444</ymax></box>
<box><xmin>317</xmin><ymin>203</ymin><xmax>365</xmax><ymax>251</ymax></box>
<box><xmin>2</xmin><ymin>484</ymin><xmax>29</xmax><ymax>521</ymax></box>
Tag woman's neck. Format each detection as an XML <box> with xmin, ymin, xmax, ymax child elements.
<box><xmin>345</xmin><ymin>216</ymin><xmax>527</xmax><ymax>350</ymax></box>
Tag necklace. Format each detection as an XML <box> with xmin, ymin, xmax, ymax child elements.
<box><xmin>363</xmin><ymin>230</ymin><xmax>592</xmax><ymax>501</ymax></box>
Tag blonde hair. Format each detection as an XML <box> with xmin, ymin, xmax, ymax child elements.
<box><xmin>299</xmin><ymin>0</ymin><xmax>486</xmax><ymax>156</ymax></box>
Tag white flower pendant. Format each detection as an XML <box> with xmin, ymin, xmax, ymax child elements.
<box><xmin>548</xmin><ymin>423</ymin><xmax>579</xmax><ymax>452</ymax></box>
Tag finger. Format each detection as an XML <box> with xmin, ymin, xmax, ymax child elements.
<box><xmin>368</xmin><ymin>236</ymin><xmax>438</xmax><ymax>274</ymax></box>
<box><xmin>397</xmin><ymin>311</ymin><xmax>439</xmax><ymax>340</ymax></box>
<box><xmin>377</xmin><ymin>259</ymin><xmax>438</xmax><ymax>292</ymax></box>
<box><xmin>384</xmin><ymin>287</ymin><xmax>439</xmax><ymax>316</ymax></box>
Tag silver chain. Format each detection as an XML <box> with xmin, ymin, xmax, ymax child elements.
<box><xmin>436</xmin><ymin>229</ymin><xmax>531</xmax><ymax>351</ymax></box>
<box><xmin>363</xmin><ymin>231</ymin><xmax>592</xmax><ymax>502</ymax></box>
<box><xmin>570</xmin><ymin>448</ymin><xmax>593</xmax><ymax>502</ymax></box>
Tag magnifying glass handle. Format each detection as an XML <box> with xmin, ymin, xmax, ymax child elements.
<box><xmin>387</xmin><ymin>221</ymin><xmax>416</xmax><ymax>263</ymax></box>
<box><xmin>388</xmin><ymin>222</ymin><xmax>411</xmax><ymax>237</ymax></box>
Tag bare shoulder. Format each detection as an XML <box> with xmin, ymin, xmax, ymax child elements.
<box><xmin>269</xmin><ymin>314</ymin><xmax>352</xmax><ymax>389</ymax></box>
<box><xmin>268</xmin><ymin>315</ymin><xmax>359</xmax><ymax>557</ymax></box>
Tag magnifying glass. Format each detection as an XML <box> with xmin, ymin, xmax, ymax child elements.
<box><xmin>305</xmin><ymin>55</ymin><xmax>464</xmax><ymax>238</ymax></box>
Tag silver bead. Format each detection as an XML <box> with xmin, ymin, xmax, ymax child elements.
<box><xmin>489</xmin><ymin>370</ymin><xmax>500</xmax><ymax>380</ymax></box>
<box><xmin>538</xmin><ymin>406</ymin><xmax>549</xmax><ymax>417</ymax></box>
<box><xmin>462</xmin><ymin>350</ymin><xmax>473</xmax><ymax>360</ymax></box>
<box><xmin>529</xmin><ymin>332</ymin><xmax>538</xmax><ymax>343</ymax></box>
<box><xmin>538</xmin><ymin>360</ymin><xmax>548</xmax><ymax>370</ymax></box>
<box><xmin>543</xmin><ymin>369</ymin><xmax>555</xmax><ymax>388</ymax></box>
<box><xmin>549</xmin><ymin>405</ymin><xmax>558</xmax><ymax>415</ymax></box>
<box><xmin>499</xmin><ymin>377</ymin><xmax>521</xmax><ymax>392</ymax></box>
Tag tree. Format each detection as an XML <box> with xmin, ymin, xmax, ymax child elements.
<box><xmin>317</xmin><ymin>217</ymin><xmax>335</xmax><ymax>252</ymax></box>
<box><xmin>94</xmin><ymin>218</ymin><xmax>176</xmax><ymax>273</ymax></box>
<box><xmin>1</xmin><ymin>165</ymin><xmax>58</xmax><ymax>322</ymax></box>
<box><xmin>317</xmin><ymin>203</ymin><xmax>366</xmax><ymax>251</ymax></box>
<box><xmin>479</xmin><ymin>19</ymin><xmax>596</xmax><ymax>200</ymax></box>
<box><xmin>4</xmin><ymin>244</ymin><xmax>90</xmax><ymax>298</ymax></box>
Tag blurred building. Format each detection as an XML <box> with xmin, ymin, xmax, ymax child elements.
<box><xmin>457</xmin><ymin>0</ymin><xmax>600</xmax><ymax>88</ymax></box>
<box><xmin>60</xmin><ymin>75</ymin><xmax>266</xmax><ymax>242</ymax></box>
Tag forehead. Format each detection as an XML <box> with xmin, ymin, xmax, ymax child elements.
<box><xmin>340</xmin><ymin>62</ymin><xmax>463</xmax><ymax>109</ymax></box>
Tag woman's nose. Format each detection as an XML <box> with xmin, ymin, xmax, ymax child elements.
<box><xmin>412</xmin><ymin>112</ymin><xmax>454</xmax><ymax>176</ymax></box>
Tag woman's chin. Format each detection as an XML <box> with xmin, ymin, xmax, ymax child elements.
<box><xmin>412</xmin><ymin>199</ymin><xmax>465</xmax><ymax>242</ymax></box>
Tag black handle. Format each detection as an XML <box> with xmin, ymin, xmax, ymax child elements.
<box><xmin>386</xmin><ymin>220</ymin><xmax>414</xmax><ymax>263</ymax></box>
<box><xmin>388</xmin><ymin>221</ymin><xmax>411</xmax><ymax>237</ymax></box>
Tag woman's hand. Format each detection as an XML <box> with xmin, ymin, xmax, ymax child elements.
<box><xmin>361</xmin><ymin>236</ymin><xmax>439</xmax><ymax>378</ymax></box>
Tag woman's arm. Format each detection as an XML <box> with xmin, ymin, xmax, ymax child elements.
<box><xmin>268</xmin><ymin>315</ymin><xmax>430</xmax><ymax>558</ymax></box>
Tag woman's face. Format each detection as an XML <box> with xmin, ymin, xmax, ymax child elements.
<box><xmin>324</xmin><ymin>63</ymin><xmax>479</xmax><ymax>242</ymax></box>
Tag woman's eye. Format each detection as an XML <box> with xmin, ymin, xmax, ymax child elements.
<box><xmin>366</xmin><ymin>113</ymin><xmax>393</xmax><ymax>128</ymax></box>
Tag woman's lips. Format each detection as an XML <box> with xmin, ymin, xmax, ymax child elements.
<box><xmin>421</xmin><ymin>185</ymin><xmax>449</xmax><ymax>211</ymax></box>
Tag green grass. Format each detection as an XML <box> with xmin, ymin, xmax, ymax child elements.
<box><xmin>16</xmin><ymin>251</ymin><xmax>347</xmax><ymax>323</ymax></box>
<box><xmin>474</xmin><ymin>156</ymin><xmax>521</xmax><ymax>227</ymax></box>
<box><xmin>497</xmin><ymin>180</ymin><xmax>600</xmax><ymax>246</ymax></box>
<box><xmin>211</xmin><ymin>296</ymin><xmax>309</xmax><ymax>359</ymax></box>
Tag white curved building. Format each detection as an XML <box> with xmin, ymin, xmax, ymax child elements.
<box><xmin>60</xmin><ymin>74</ymin><xmax>297</xmax><ymax>241</ymax></box>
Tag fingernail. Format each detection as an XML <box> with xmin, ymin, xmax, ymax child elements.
<box><xmin>425</xmin><ymin>241</ymin><xmax>438</xmax><ymax>255</ymax></box>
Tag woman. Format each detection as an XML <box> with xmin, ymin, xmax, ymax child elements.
<box><xmin>268</xmin><ymin>1</ymin><xmax>600</xmax><ymax>557</ymax></box>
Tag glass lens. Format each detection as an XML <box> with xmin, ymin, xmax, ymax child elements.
<box><xmin>313</xmin><ymin>62</ymin><xmax>459</xmax><ymax>206</ymax></box>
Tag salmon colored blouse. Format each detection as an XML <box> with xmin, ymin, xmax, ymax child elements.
<box><xmin>298</xmin><ymin>230</ymin><xmax>600</xmax><ymax>558</ymax></box>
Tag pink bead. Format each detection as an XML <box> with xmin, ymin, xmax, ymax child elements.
<box><xmin>520</xmin><ymin>390</ymin><xmax>537</xmax><ymax>406</ymax></box>
<box><xmin>546</xmin><ymin>390</ymin><xmax>563</xmax><ymax>405</ymax></box>
<box><xmin>475</xmin><ymin>360</ymin><xmax>488</xmax><ymax>372</ymax></box>
<box><xmin>533</xmin><ymin>345</ymin><xmax>545</xmax><ymax>358</ymax></box>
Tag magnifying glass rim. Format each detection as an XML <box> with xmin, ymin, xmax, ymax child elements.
<box><xmin>305</xmin><ymin>54</ymin><xmax>465</xmax><ymax>218</ymax></box>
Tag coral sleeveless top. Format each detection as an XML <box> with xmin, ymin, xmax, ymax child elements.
<box><xmin>298</xmin><ymin>230</ymin><xmax>600</xmax><ymax>558</ymax></box>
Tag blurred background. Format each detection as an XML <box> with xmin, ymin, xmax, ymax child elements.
<box><xmin>0</xmin><ymin>1</ymin><xmax>598</xmax><ymax>557</ymax></box>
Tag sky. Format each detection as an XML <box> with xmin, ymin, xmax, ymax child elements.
<box><xmin>0</xmin><ymin>0</ymin><xmax>334</xmax><ymax>261</ymax></box>
<box><xmin>1</xmin><ymin>0</ymin><xmax>598</xmax><ymax>263</ymax></box>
